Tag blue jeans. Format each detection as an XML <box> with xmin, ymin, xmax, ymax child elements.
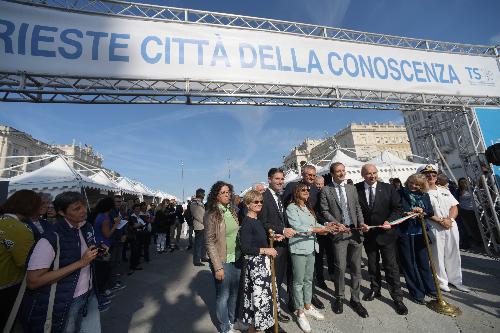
<box><xmin>63</xmin><ymin>291</ymin><xmax>101</xmax><ymax>333</ymax></box>
<box><xmin>212</xmin><ymin>262</ymin><xmax>241</xmax><ymax>333</ymax></box>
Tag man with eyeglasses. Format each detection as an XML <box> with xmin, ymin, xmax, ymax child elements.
<box><xmin>320</xmin><ymin>162</ymin><xmax>369</xmax><ymax>318</ymax></box>
<box><xmin>419</xmin><ymin>164</ymin><xmax>470</xmax><ymax>293</ymax></box>
<box><xmin>282</xmin><ymin>165</ymin><xmax>326</xmax><ymax>311</ymax></box>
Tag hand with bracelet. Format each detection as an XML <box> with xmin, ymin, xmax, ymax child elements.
<box><xmin>215</xmin><ymin>267</ymin><xmax>224</xmax><ymax>281</ymax></box>
<box><xmin>260</xmin><ymin>247</ymin><xmax>277</xmax><ymax>257</ymax></box>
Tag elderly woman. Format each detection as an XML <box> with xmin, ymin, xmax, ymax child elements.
<box><xmin>239</xmin><ymin>189</ymin><xmax>279</xmax><ymax>333</ymax></box>
<box><xmin>0</xmin><ymin>190</ymin><xmax>41</xmax><ymax>332</ymax></box>
<box><xmin>398</xmin><ymin>174</ymin><xmax>437</xmax><ymax>304</ymax></box>
<box><xmin>205</xmin><ymin>181</ymin><xmax>243</xmax><ymax>333</ymax></box>
<box><xmin>286</xmin><ymin>183</ymin><xmax>328</xmax><ymax>333</ymax></box>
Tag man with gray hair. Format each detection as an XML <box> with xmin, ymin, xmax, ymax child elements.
<box><xmin>252</xmin><ymin>182</ymin><xmax>266</xmax><ymax>194</ymax></box>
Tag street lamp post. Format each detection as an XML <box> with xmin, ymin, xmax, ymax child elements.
<box><xmin>181</xmin><ymin>160</ymin><xmax>185</xmax><ymax>203</ymax></box>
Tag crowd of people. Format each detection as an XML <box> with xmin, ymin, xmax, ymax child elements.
<box><xmin>0</xmin><ymin>161</ymin><xmax>479</xmax><ymax>333</ymax></box>
<box><xmin>199</xmin><ymin>162</ymin><xmax>474</xmax><ymax>333</ymax></box>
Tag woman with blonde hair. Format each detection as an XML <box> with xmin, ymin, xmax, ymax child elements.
<box><xmin>239</xmin><ymin>189</ymin><xmax>279</xmax><ymax>333</ymax></box>
<box><xmin>398</xmin><ymin>174</ymin><xmax>437</xmax><ymax>304</ymax></box>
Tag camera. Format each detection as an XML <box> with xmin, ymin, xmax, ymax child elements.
<box><xmin>97</xmin><ymin>244</ymin><xmax>107</xmax><ymax>255</ymax></box>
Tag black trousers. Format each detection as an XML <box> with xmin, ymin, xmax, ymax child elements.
<box><xmin>0</xmin><ymin>283</ymin><xmax>20</xmax><ymax>331</ymax></box>
<box><xmin>315</xmin><ymin>235</ymin><xmax>335</xmax><ymax>281</ymax></box>
<box><xmin>95</xmin><ymin>259</ymin><xmax>111</xmax><ymax>294</ymax></box>
<box><xmin>138</xmin><ymin>231</ymin><xmax>151</xmax><ymax>262</ymax></box>
<box><xmin>129</xmin><ymin>238</ymin><xmax>141</xmax><ymax>270</ymax></box>
<box><xmin>364</xmin><ymin>238</ymin><xmax>403</xmax><ymax>301</ymax></box>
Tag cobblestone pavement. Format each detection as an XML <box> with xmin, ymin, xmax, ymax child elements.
<box><xmin>102</xmin><ymin>240</ymin><xmax>499</xmax><ymax>333</ymax></box>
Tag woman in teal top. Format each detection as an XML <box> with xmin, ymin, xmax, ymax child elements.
<box><xmin>286</xmin><ymin>183</ymin><xmax>329</xmax><ymax>333</ymax></box>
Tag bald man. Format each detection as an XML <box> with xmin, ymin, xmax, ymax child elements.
<box><xmin>355</xmin><ymin>164</ymin><xmax>407</xmax><ymax>315</ymax></box>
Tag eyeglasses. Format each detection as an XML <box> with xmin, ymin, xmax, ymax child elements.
<box><xmin>252</xmin><ymin>200</ymin><xmax>263</xmax><ymax>204</ymax></box>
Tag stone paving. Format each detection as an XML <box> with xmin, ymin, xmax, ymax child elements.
<box><xmin>102</xmin><ymin>240</ymin><xmax>499</xmax><ymax>333</ymax></box>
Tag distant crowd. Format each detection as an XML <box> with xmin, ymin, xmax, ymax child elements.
<box><xmin>0</xmin><ymin>162</ymin><xmax>481</xmax><ymax>333</ymax></box>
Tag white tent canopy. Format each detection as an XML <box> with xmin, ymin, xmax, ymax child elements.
<box><xmin>131</xmin><ymin>181</ymin><xmax>155</xmax><ymax>197</ymax></box>
<box><xmin>7</xmin><ymin>157</ymin><xmax>117</xmax><ymax>196</ymax></box>
<box><xmin>116</xmin><ymin>177</ymin><xmax>141</xmax><ymax>196</ymax></box>
<box><xmin>326</xmin><ymin>149</ymin><xmax>364</xmax><ymax>168</ymax></box>
<box><xmin>313</xmin><ymin>149</ymin><xmax>420</xmax><ymax>184</ymax></box>
<box><xmin>89</xmin><ymin>171</ymin><xmax>120</xmax><ymax>192</ymax></box>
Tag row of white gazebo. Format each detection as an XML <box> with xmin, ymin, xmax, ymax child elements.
<box><xmin>3</xmin><ymin>156</ymin><xmax>177</xmax><ymax>202</ymax></box>
<box><xmin>242</xmin><ymin>149</ymin><xmax>424</xmax><ymax>195</ymax></box>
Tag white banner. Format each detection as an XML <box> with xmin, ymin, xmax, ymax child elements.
<box><xmin>1</xmin><ymin>1</ymin><xmax>499</xmax><ymax>97</ymax></box>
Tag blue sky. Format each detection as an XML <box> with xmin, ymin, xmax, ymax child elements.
<box><xmin>1</xmin><ymin>0</ymin><xmax>499</xmax><ymax>199</ymax></box>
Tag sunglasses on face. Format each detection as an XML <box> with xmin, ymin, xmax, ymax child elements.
<box><xmin>252</xmin><ymin>200</ymin><xmax>263</xmax><ymax>204</ymax></box>
<box><xmin>300</xmin><ymin>188</ymin><xmax>310</xmax><ymax>192</ymax></box>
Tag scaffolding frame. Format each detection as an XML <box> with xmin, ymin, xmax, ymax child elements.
<box><xmin>1</xmin><ymin>0</ymin><xmax>500</xmax><ymax>253</ymax></box>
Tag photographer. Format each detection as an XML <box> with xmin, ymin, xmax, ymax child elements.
<box><xmin>20</xmin><ymin>191</ymin><xmax>101</xmax><ymax>332</ymax></box>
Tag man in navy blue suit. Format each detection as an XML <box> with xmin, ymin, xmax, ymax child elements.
<box><xmin>355</xmin><ymin>164</ymin><xmax>408</xmax><ymax>315</ymax></box>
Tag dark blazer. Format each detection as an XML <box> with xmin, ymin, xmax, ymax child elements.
<box><xmin>355</xmin><ymin>181</ymin><xmax>402</xmax><ymax>245</ymax></box>
<box><xmin>258</xmin><ymin>188</ymin><xmax>287</xmax><ymax>244</ymax></box>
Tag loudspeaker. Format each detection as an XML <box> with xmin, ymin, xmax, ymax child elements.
<box><xmin>485</xmin><ymin>143</ymin><xmax>500</xmax><ymax>166</ymax></box>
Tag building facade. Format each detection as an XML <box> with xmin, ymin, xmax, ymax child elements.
<box><xmin>0</xmin><ymin>125</ymin><xmax>103</xmax><ymax>178</ymax></box>
<box><xmin>402</xmin><ymin>111</ymin><xmax>465</xmax><ymax>178</ymax></box>
<box><xmin>282</xmin><ymin>123</ymin><xmax>412</xmax><ymax>171</ymax></box>
<box><xmin>282</xmin><ymin>138</ymin><xmax>323</xmax><ymax>171</ymax></box>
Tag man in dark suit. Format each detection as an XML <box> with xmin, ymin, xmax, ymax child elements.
<box><xmin>356</xmin><ymin>164</ymin><xmax>408</xmax><ymax>314</ymax></box>
<box><xmin>320</xmin><ymin>162</ymin><xmax>369</xmax><ymax>318</ymax></box>
<box><xmin>282</xmin><ymin>165</ymin><xmax>325</xmax><ymax>310</ymax></box>
<box><xmin>258</xmin><ymin>168</ymin><xmax>296</xmax><ymax>332</ymax></box>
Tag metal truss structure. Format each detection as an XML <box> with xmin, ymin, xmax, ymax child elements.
<box><xmin>407</xmin><ymin>109</ymin><xmax>500</xmax><ymax>255</ymax></box>
<box><xmin>1</xmin><ymin>0</ymin><xmax>500</xmax><ymax>254</ymax></box>
<box><xmin>1</xmin><ymin>0</ymin><xmax>500</xmax><ymax>108</ymax></box>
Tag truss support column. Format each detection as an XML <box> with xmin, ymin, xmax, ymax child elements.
<box><xmin>456</xmin><ymin>107</ymin><xmax>500</xmax><ymax>254</ymax></box>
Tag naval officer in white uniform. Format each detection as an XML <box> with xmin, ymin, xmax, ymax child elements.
<box><xmin>418</xmin><ymin>164</ymin><xmax>470</xmax><ymax>293</ymax></box>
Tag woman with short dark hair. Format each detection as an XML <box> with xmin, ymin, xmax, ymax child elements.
<box><xmin>0</xmin><ymin>190</ymin><xmax>41</xmax><ymax>332</ymax></box>
<box><xmin>21</xmin><ymin>191</ymin><xmax>101</xmax><ymax>332</ymax></box>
